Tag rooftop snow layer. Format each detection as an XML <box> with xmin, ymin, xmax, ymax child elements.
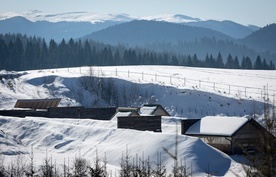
<box><xmin>139</xmin><ymin>106</ymin><xmax>157</xmax><ymax>115</ymax></box>
<box><xmin>186</xmin><ymin>116</ymin><xmax>249</xmax><ymax>136</ymax></box>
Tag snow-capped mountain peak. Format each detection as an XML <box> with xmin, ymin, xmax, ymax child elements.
<box><xmin>0</xmin><ymin>10</ymin><xmax>204</xmax><ymax>24</ymax></box>
<box><xmin>140</xmin><ymin>13</ymin><xmax>202</xmax><ymax>23</ymax></box>
<box><xmin>0</xmin><ymin>10</ymin><xmax>135</xmax><ymax>23</ymax></box>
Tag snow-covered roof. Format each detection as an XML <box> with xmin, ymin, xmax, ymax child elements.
<box><xmin>111</xmin><ymin>111</ymin><xmax>135</xmax><ymax>121</ymax></box>
<box><xmin>186</xmin><ymin>116</ymin><xmax>250</xmax><ymax>136</ymax></box>
<box><xmin>139</xmin><ymin>106</ymin><xmax>157</xmax><ymax>115</ymax></box>
<box><xmin>115</xmin><ymin>111</ymin><xmax>133</xmax><ymax>117</ymax></box>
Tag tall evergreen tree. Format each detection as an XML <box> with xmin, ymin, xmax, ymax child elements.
<box><xmin>233</xmin><ymin>56</ymin><xmax>240</xmax><ymax>69</ymax></box>
<box><xmin>12</xmin><ymin>37</ymin><xmax>24</xmax><ymax>70</ymax></box>
<box><xmin>269</xmin><ymin>60</ymin><xmax>275</xmax><ymax>70</ymax></box>
<box><xmin>225</xmin><ymin>54</ymin><xmax>234</xmax><ymax>69</ymax></box>
<box><xmin>40</xmin><ymin>39</ymin><xmax>49</xmax><ymax>69</ymax></box>
<box><xmin>215</xmin><ymin>52</ymin><xmax>224</xmax><ymax>68</ymax></box>
<box><xmin>0</xmin><ymin>39</ymin><xmax>10</xmax><ymax>69</ymax></box>
<box><xmin>241</xmin><ymin>56</ymin><xmax>253</xmax><ymax>69</ymax></box>
<box><xmin>262</xmin><ymin>58</ymin><xmax>269</xmax><ymax>70</ymax></box>
<box><xmin>48</xmin><ymin>39</ymin><xmax>58</xmax><ymax>68</ymax></box>
<box><xmin>254</xmin><ymin>55</ymin><xmax>263</xmax><ymax>69</ymax></box>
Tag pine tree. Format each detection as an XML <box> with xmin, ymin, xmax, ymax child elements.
<box><xmin>254</xmin><ymin>55</ymin><xmax>263</xmax><ymax>69</ymax></box>
<box><xmin>215</xmin><ymin>52</ymin><xmax>224</xmax><ymax>68</ymax></box>
<box><xmin>269</xmin><ymin>60</ymin><xmax>275</xmax><ymax>70</ymax></box>
<box><xmin>233</xmin><ymin>56</ymin><xmax>240</xmax><ymax>69</ymax></box>
<box><xmin>225</xmin><ymin>54</ymin><xmax>234</xmax><ymax>69</ymax></box>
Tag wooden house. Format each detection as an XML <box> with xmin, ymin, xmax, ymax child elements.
<box><xmin>182</xmin><ymin>116</ymin><xmax>275</xmax><ymax>154</ymax></box>
<box><xmin>139</xmin><ymin>104</ymin><xmax>170</xmax><ymax>116</ymax></box>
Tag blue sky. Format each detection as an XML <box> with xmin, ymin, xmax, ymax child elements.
<box><xmin>1</xmin><ymin>0</ymin><xmax>276</xmax><ymax>27</ymax></box>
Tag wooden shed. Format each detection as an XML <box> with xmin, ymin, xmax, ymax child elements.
<box><xmin>117</xmin><ymin>116</ymin><xmax>162</xmax><ymax>132</ymax></box>
<box><xmin>47</xmin><ymin>107</ymin><xmax>117</xmax><ymax>120</ymax></box>
<box><xmin>139</xmin><ymin>104</ymin><xmax>170</xmax><ymax>116</ymax></box>
<box><xmin>182</xmin><ymin>116</ymin><xmax>275</xmax><ymax>154</ymax></box>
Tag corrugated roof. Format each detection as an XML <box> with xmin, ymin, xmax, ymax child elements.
<box><xmin>186</xmin><ymin>116</ymin><xmax>249</xmax><ymax>136</ymax></box>
<box><xmin>14</xmin><ymin>98</ymin><xmax>61</xmax><ymax>110</ymax></box>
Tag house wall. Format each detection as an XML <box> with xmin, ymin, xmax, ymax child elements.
<box><xmin>181</xmin><ymin>119</ymin><xmax>200</xmax><ymax>134</ymax></box>
<box><xmin>198</xmin><ymin>136</ymin><xmax>232</xmax><ymax>154</ymax></box>
<box><xmin>0</xmin><ymin>110</ymin><xmax>48</xmax><ymax>118</ymax></box>
<box><xmin>154</xmin><ymin>107</ymin><xmax>169</xmax><ymax>116</ymax></box>
<box><xmin>117</xmin><ymin>116</ymin><xmax>161</xmax><ymax>132</ymax></box>
<box><xmin>48</xmin><ymin>107</ymin><xmax>117</xmax><ymax>120</ymax></box>
<box><xmin>232</xmin><ymin>121</ymin><xmax>262</xmax><ymax>154</ymax></box>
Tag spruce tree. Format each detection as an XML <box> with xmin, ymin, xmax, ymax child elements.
<box><xmin>254</xmin><ymin>55</ymin><xmax>263</xmax><ymax>69</ymax></box>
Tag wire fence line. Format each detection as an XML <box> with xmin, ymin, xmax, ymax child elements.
<box><xmin>44</xmin><ymin>67</ymin><xmax>276</xmax><ymax>102</ymax></box>
<box><xmin>94</xmin><ymin>68</ymin><xmax>276</xmax><ymax>101</ymax></box>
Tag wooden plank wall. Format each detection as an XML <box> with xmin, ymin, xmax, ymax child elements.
<box><xmin>117</xmin><ymin>116</ymin><xmax>161</xmax><ymax>132</ymax></box>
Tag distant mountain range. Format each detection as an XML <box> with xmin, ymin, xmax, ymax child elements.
<box><xmin>84</xmin><ymin>20</ymin><xmax>232</xmax><ymax>45</ymax></box>
<box><xmin>0</xmin><ymin>11</ymin><xmax>259</xmax><ymax>41</ymax></box>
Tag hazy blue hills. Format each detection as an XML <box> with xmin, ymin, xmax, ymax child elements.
<box><xmin>84</xmin><ymin>20</ymin><xmax>233</xmax><ymax>45</ymax></box>
<box><xmin>0</xmin><ymin>13</ymin><xmax>259</xmax><ymax>41</ymax></box>
<box><xmin>186</xmin><ymin>20</ymin><xmax>259</xmax><ymax>39</ymax></box>
<box><xmin>240</xmin><ymin>23</ymin><xmax>276</xmax><ymax>52</ymax></box>
<box><xmin>83</xmin><ymin>20</ymin><xmax>276</xmax><ymax>62</ymax></box>
<box><xmin>0</xmin><ymin>16</ymin><xmax>122</xmax><ymax>42</ymax></box>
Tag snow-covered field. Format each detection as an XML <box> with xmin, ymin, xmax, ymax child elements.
<box><xmin>0</xmin><ymin>65</ymin><xmax>275</xmax><ymax>176</ymax></box>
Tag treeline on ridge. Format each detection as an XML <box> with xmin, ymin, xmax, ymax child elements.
<box><xmin>0</xmin><ymin>33</ymin><xmax>275</xmax><ymax>71</ymax></box>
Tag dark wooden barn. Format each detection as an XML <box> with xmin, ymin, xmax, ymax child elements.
<box><xmin>47</xmin><ymin>107</ymin><xmax>117</xmax><ymax>120</ymax></box>
<box><xmin>182</xmin><ymin>116</ymin><xmax>275</xmax><ymax>154</ymax></box>
<box><xmin>117</xmin><ymin>116</ymin><xmax>162</xmax><ymax>132</ymax></box>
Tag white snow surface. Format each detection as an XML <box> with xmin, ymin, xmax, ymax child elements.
<box><xmin>186</xmin><ymin>116</ymin><xmax>249</xmax><ymax>136</ymax></box>
<box><xmin>0</xmin><ymin>65</ymin><xmax>275</xmax><ymax>176</ymax></box>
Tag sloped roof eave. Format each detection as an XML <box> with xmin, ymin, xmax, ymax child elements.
<box><xmin>185</xmin><ymin>116</ymin><xmax>250</xmax><ymax>137</ymax></box>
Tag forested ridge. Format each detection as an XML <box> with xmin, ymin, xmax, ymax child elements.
<box><xmin>0</xmin><ymin>34</ymin><xmax>275</xmax><ymax>71</ymax></box>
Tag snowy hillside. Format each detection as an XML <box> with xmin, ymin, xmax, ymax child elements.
<box><xmin>1</xmin><ymin>66</ymin><xmax>275</xmax><ymax>117</ymax></box>
<box><xmin>0</xmin><ymin>65</ymin><xmax>275</xmax><ymax>176</ymax></box>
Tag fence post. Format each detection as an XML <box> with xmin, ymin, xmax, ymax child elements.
<box><xmin>184</xmin><ymin>77</ymin><xmax>186</xmax><ymax>86</ymax></box>
<box><xmin>199</xmin><ymin>80</ymin><xmax>201</xmax><ymax>88</ymax></box>
<box><xmin>245</xmin><ymin>87</ymin><xmax>247</xmax><ymax>97</ymax></box>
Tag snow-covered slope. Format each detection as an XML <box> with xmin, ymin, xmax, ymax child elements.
<box><xmin>1</xmin><ymin>66</ymin><xmax>275</xmax><ymax>117</ymax></box>
<box><xmin>0</xmin><ymin>65</ymin><xmax>275</xmax><ymax>176</ymax></box>
<box><xmin>0</xmin><ymin>115</ymin><xmax>244</xmax><ymax>176</ymax></box>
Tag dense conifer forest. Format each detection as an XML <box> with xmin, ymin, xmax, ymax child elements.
<box><xmin>0</xmin><ymin>34</ymin><xmax>275</xmax><ymax>71</ymax></box>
